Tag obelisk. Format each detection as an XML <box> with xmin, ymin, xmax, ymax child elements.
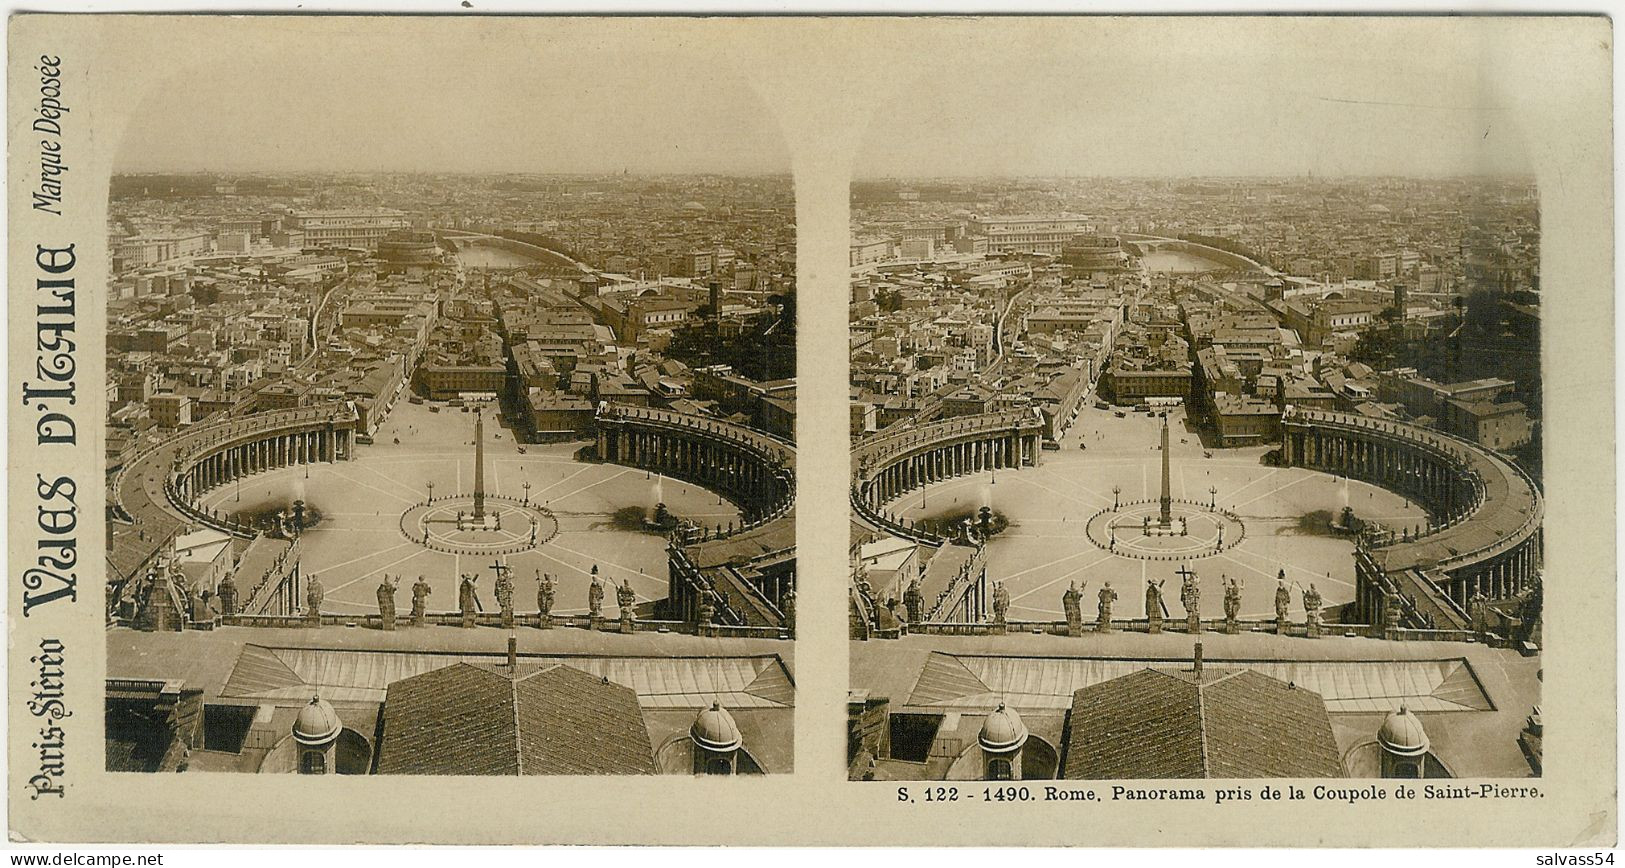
<box><xmin>473</xmin><ymin>406</ymin><xmax>486</xmax><ymax>520</ymax></box>
<box><xmin>1159</xmin><ymin>413</ymin><xmax>1172</xmax><ymax>526</ymax></box>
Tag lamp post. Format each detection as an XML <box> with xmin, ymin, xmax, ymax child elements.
<box><xmin>1209</xmin><ymin>485</ymin><xmax>1217</xmax><ymax>510</ymax></box>
<box><xmin>522</xmin><ymin>480</ymin><xmax>531</xmax><ymax>507</ymax></box>
<box><xmin>427</xmin><ymin>481</ymin><xmax>435</xmax><ymax>504</ymax></box>
<box><xmin>1112</xmin><ymin>485</ymin><xmax>1121</xmax><ymax>509</ymax></box>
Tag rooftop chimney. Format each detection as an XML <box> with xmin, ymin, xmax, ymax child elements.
<box><xmin>1193</xmin><ymin>641</ymin><xmax>1204</xmax><ymax>679</ymax></box>
<box><xmin>507</xmin><ymin>635</ymin><xmax>518</xmax><ymax>673</ymax></box>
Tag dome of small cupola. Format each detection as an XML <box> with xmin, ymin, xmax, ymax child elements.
<box><xmin>690</xmin><ymin>702</ymin><xmax>743</xmax><ymax>753</ymax></box>
<box><xmin>979</xmin><ymin>703</ymin><xmax>1029</xmax><ymax>754</ymax></box>
<box><xmin>293</xmin><ymin>695</ymin><xmax>342</xmax><ymax>747</ymax></box>
<box><xmin>1377</xmin><ymin>705</ymin><xmax>1430</xmax><ymax>757</ymax></box>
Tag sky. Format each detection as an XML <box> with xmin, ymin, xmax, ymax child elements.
<box><xmin>113</xmin><ymin>37</ymin><xmax>791</xmax><ymax>174</ymax></box>
<box><xmin>111</xmin><ymin>21</ymin><xmax>1542</xmax><ymax>180</ymax></box>
<box><xmin>853</xmin><ymin>26</ymin><xmax>1536</xmax><ymax>179</ymax></box>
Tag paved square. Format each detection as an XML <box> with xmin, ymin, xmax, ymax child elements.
<box><xmin>885</xmin><ymin>406</ymin><xmax>1419</xmax><ymax>620</ymax></box>
<box><xmin>200</xmin><ymin>401</ymin><xmax>741</xmax><ymax>616</ymax></box>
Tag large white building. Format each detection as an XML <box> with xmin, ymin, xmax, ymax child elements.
<box><xmin>287</xmin><ymin>209</ymin><xmax>411</xmax><ymax>249</ymax></box>
<box><xmin>968</xmin><ymin>215</ymin><xmax>1095</xmax><ymax>255</ymax></box>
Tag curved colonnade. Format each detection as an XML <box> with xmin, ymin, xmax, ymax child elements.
<box><xmin>1280</xmin><ymin>408</ymin><xmax>1543</xmax><ymax>628</ymax></box>
<box><xmin>851</xmin><ymin>410</ymin><xmax>1046</xmax><ymax>544</ymax></box>
<box><xmin>109</xmin><ymin>406</ymin><xmax>361</xmax><ymax>614</ymax></box>
<box><xmin>595</xmin><ymin>404</ymin><xmax>794</xmax><ymax>527</ymax></box>
<box><xmin>113</xmin><ymin>407</ymin><xmax>360</xmax><ymax>539</ymax></box>
<box><xmin>595</xmin><ymin>404</ymin><xmax>796</xmax><ymax>631</ymax></box>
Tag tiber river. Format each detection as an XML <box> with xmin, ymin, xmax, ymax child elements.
<box><xmin>1140</xmin><ymin>249</ymin><xmax>1228</xmax><ymax>274</ymax></box>
<box><xmin>452</xmin><ymin>243</ymin><xmax>545</xmax><ymax>269</ymax></box>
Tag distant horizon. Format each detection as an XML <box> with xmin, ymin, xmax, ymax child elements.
<box><xmin>851</xmin><ymin>172</ymin><xmax>1538</xmax><ymax>183</ymax></box>
<box><xmin>110</xmin><ymin>169</ymin><xmax>795</xmax><ymax>179</ymax></box>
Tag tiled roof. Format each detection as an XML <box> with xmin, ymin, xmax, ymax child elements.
<box><xmin>377</xmin><ymin>662</ymin><xmax>657</xmax><ymax>776</ymax></box>
<box><xmin>1063</xmin><ymin>668</ymin><xmax>1342</xmax><ymax>779</ymax></box>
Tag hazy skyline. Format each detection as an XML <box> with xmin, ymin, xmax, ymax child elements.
<box><xmin>115</xmin><ymin>39</ymin><xmax>790</xmax><ymax>175</ymax></box>
<box><xmin>854</xmin><ymin>30</ymin><xmax>1536</xmax><ymax>180</ymax></box>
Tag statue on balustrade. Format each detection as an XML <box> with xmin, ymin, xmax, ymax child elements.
<box><xmin>1221</xmin><ymin>575</ymin><xmax>1242</xmax><ymax>633</ymax></box>
<box><xmin>1062</xmin><ymin>581</ymin><xmax>1082</xmax><ymax>627</ymax></box>
<box><xmin>1468</xmin><ymin>590</ymin><xmax>1490</xmax><ymax>633</ymax></box>
<box><xmin>991</xmin><ymin>581</ymin><xmax>1010</xmax><ymax>625</ymax></box>
<box><xmin>411</xmin><ymin>575</ymin><xmax>431</xmax><ymax>623</ymax></box>
<box><xmin>781</xmin><ymin>587</ymin><xmax>796</xmax><ymax>633</ymax></box>
<box><xmin>588</xmin><ymin>574</ymin><xmax>605</xmax><ymax>620</ymax></box>
<box><xmin>458</xmin><ymin>573</ymin><xmax>480</xmax><ymax>618</ymax></box>
<box><xmin>903</xmin><ymin>578</ymin><xmax>924</xmax><ymax>625</ymax></box>
<box><xmin>1179</xmin><ymin>571</ymin><xmax>1200</xmax><ymax>618</ymax></box>
<box><xmin>493</xmin><ymin>565</ymin><xmax>515</xmax><ymax>613</ymax></box>
<box><xmin>1382</xmin><ymin>591</ymin><xmax>1403</xmax><ymax>633</ymax></box>
<box><xmin>1145</xmin><ymin>579</ymin><xmax>1165</xmax><ymax>621</ymax></box>
<box><xmin>217</xmin><ymin>574</ymin><xmax>239</xmax><ymax>617</ymax></box>
<box><xmin>1274</xmin><ymin>574</ymin><xmax>1291</xmax><ymax>625</ymax></box>
<box><xmin>188</xmin><ymin>587</ymin><xmax>211</xmax><ymax>624</ymax></box>
<box><xmin>698</xmin><ymin>596</ymin><xmax>717</xmax><ymax>633</ymax></box>
<box><xmin>536</xmin><ymin>571</ymin><xmax>555</xmax><ymax>622</ymax></box>
<box><xmin>1303</xmin><ymin>582</ymin><xmax>1324</xmax><ymax>637</ymax></box>
<box><xmin>616</xmin><ymin>580</ymin><xmax>636</xmax><ymax>618</ymax></box>
<box><xmin>377</xmin><ymin>575</ymin><xmax>398</xmax><ymax>629</ymax></box>
<box><xmin>1223</xmin><ymin>576</ymin><xmax>1242</xmax><ymax>622</ymax></box>
<box><xmin>305</xmin><ymin>574</ymin><xmax>325</xmax><ymax>616</ymax></box>
<box><xmin>1096</xmin><ymin>582</ymin><xmax>1118</xmax><ymax>630</ymax></box>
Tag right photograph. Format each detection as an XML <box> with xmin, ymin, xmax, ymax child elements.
<box><xmin>847</xmin><ymin>47</ymin><xmax>1544</xmax><ymax>783</ymax></box>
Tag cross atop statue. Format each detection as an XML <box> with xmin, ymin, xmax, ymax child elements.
<box><xmin>491</xmin><ymin>561</ymin><xmax>514</xmax><ymax>611</ymax></box>
<box><xmin>1176</xmin><ymin>564</ymin><xmax>1200</xmax><ymax>611</ymax></box>
<box><xmin>459</xmin><ymin>573</ymin><xmax>481</xmax><ymax>611</ymax></box>
<box><xmin>1145</xmin><ymin>578</ymin><xmax>1166</xmax><ymax>616</ymax></box>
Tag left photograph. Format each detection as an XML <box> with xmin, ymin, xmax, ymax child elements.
<box><xmin>102</xmin><ymin>31</ymin><xmax>797</xmax><ymax>776</ymax></box>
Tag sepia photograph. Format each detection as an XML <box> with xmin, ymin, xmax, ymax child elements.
<box><xmin>98</xmin><ymin>32</ymin><xmax>797</xmax><ymax>778</ymax></box>
<box><xmin>848</xmin><ymin>38</ymin><xmax>1548</xmax><ymax>783</ymax></box>
<box><xmin>3</xmin><ymin>11</ymin><xmax>1613</xmax><ymax>850</ymax></box>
